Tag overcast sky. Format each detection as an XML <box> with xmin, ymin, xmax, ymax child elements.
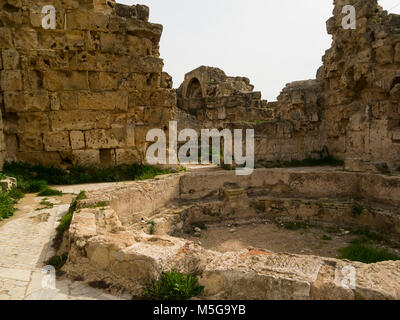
<box><xmin>119</xmin><ymin>0</ymin><xmax>400</xmax><ymax>101</ymax></box>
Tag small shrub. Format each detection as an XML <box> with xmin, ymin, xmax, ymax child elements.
<box><xmin>350</xmin><ymin>228</ymin><xmax>388</xmax><ymax>244</ymax></box>
<box><xmin>56</xmin><ymin>191</ymin><xmax>86</xmax><ymax>238</ymax></box>
<box><xmin>94</xmin><ymin>201</ymin><xmax>107</xmax><ymax>208</ymax></box>
<box><xmin>38</xmin><ymin>188</ymin><xmax>63</xmax><ymax>197</ymax></box>
<box><xmin>56</xmin><ymin>212</ymin><xmax>73</xmax><ymax>237</ymax></box>
<box><xmin>338</xmin><ymin>243</ymin><xmax>400</xmax><ymax>264</ymax></box>
<box><xmin>0</xmin><ymin>190</ymin><xmax>15</xmax><ymax>220</ymax></box>
<box><xmin>26</xmin><ymin>180</ymin><xmax>48</xmax><ymax>193</ymax></box>
<box><xmin>148</xmin><ymin>221</ymin><xmax>156</xmax><ymax>235</ymax></box>
<box><xmin>8</xmin><ymin>188</ymin><xmax>24</xmax><ymax>201</ymax></box>
<box><xmin>144</xmin><ymin>271</ymin><xmax>204</xmax><ymax>300</ymax></box>
<box><xmin>282</xmin><ymin>221</ymin><xmax>309</xmax><ymax>231</ymax></box>
<box><xmin>352</xmin><ymin>202</ymin><xmax>364</xmax><ymax>216</ymax></box>
<box><xmin>39</xmin><ymin>200</ymin><xmax>54</xmax><ymax>209</ymax></box>
<box><xmin>47</xmin><ymin>253</ymin><xmax>68</xmax><ymax>270</ymax></box>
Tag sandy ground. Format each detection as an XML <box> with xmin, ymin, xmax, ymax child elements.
<box><xmin>182</xmin><ymin>221</ymin><xmax>365</xmax><ymax>258</ymax></box>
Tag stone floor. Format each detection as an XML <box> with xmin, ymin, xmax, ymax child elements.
<box><xmin>0</xmin><ymin>182</ymin><xmax>134</xmax><ymax>300</ymax></box>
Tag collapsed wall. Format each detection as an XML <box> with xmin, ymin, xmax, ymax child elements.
<box><xmin>176</xmin><ymin>67</ymin><xmax>325</xmax><ymax>163</ymax></box>
<box><xmin>0</xmin><ymin>0</ymin><xmax>175</xmax><ymax>167</ymax></box>
<box><xmin>318</xmin><ymin>0</ymin><xmax>400</xmax><ymax>168</ymax></box>
<box><xmin>177</xmin><ymin>0</ymin><xmax>400</xmax><ymax>169</ymax></box>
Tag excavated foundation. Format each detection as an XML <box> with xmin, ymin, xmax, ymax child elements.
<box><xmin>64</xmin><ymin>168</ymin><xmax>400</xmax><ymax>300</ymax></box>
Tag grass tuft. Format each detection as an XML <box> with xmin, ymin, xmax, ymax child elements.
<box><xmin>2</xmin><ymin>162</ymin><xmax>171</xmax><ymax>187</ymax></box>
<box><xmin>47</xmin><ymin>253</ymin><xmax>68</xmax><ymax>270</ymax></box>
<box><xmin>282</xmin><ymin>221</ymin><xmax>309</xmax><ymax>231</ymax></box>
<box><xmin>148</xmin><ymin>221</ymin><xmax>156</xmax><ymax>235</ymax></box>
<box><xmin>0</xmin><ymin>190</ymin><xmax>15</xmax><ymax>221</ymax></box>
<box><xmin>352</xmin><ymin>202</ymin><xmax>364</xmax><ymax>216</ymax></box>
<box><xmin>56</xmin><ymin>191</ymin><xmax>86</xmax><ymax>240</ymax></box>
<box><xmin>338</xmin><ymin>243</ymin><xmax>400</xmax><ymax>264</ymax></box>
<box><xmin>38</xmin><ymin>188</ymin><xmax>63</xmax><ymax>197</ymax></box>
<box><xmin>143</xmin><ymin>270</ymin><xmax>204</xmax><ymax>300</ymax></box>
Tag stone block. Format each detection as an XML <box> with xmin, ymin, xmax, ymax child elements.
<box><xmin>129</xmin><ymin>56</ymin><xmax>163</xmax><ymax>74</ymax></box>
<box><xmin>144</xmin><ymin>107</ymin><xmax>171</xmax><ymax>125</ymax></box>
<box><xmin>50</xmin><ymin>110</ymin><xmax>110</xmax><ymax>131</ymax></box>
<box><xmin>88</xmin><ymin>72</ymin><xmax>121</xmax><ymax>91</ymax></box>
<box><xmin>0</xmin><ymin>27</ymin><xmax>12</xmax><ymax>48</ymax></box>
<box><xmin>1</xmin><ymin>70</ymin><xmax>23</xmax><ymax>91</ymax></box>
<box><xmin>2</xmin><ymin>49</ymin><xmax>19</xmax><ymax>70</ymax></box>
<box><xmin>18</xmin><ymin>134</ymin><xmax>43</xmax><ymax>152</ymax></box>
<box><xmin>60</xmin><ymin>92</ymin><xmax>79</xmax><ymax>110</ymax></box>
<box><xmin>24</xmin><ymin>91</ymin><xmax>50</xmax><ymax>112</ymax></box>
<box><xmin>66</xmin><ymin>12</ymin><xmax>109</xmax><ymax>32</ymax></box>
<box><xmin>115</xmin><ymin>148</ymin><xmax>141</xmax><ymax>165</ymax></box>
<box><xmin>70</xmin><ymin>131</ymin><xmax>85</xmax><ymax>150</ymax></box>
<box><xmin>100</xmin><ymin>32</ymin><xmax>128</xmax><ymax>55</ymax></box>
<box><xmin>4</xmin><ymin>92</ymin><xmax>25</xmax><ymax>112</ymax></box>
<box><xmin>85</xmin><ymin>128</ymin><xmax>125</xmax><ymax>149</ymax></box>
<box><xmin>13</xmin><ymin>28</ymin><xmax>38</xmax><ymax>50</ymax></box>
<box><xmin>22</xmin><ymin>70</ymin><xmax>42</xmax><ymax>91</ymax></box>
<box><xmin>16</xmin><ymin>151</ymin><xmax>62</xmax><ymax>166</ymax></box>
<box><xmin>78</xmin><ymin>91</ymin><xmax>128</xmax><ymax>111</ymax></box>
<box><xmin>43</xmin><ymin>71</ymin><xmax>89</xmax><ymax>91</ymax></box>
<box><xmin>126</xmin><ymin>125</ymin><xmax>135</xmax><ymax>147</ymax></box>
<box><xmin>71</xmin><ymin>150</ymin><xmax>100</xmax><ymax>166</ymax></box>
<box><xmin>127</xmin><ymin>35</ymin><xmax>153</xmax><ymax>56</ymax></box>
<box><xmin>43</xmin><ymin>132</ymin><xmax>71</xmax><ymax>151</ymax></box>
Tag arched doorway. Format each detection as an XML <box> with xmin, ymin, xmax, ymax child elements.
<box><xmin>186</xmin><ymin>78</ymin><xmax>203</xmax><ymax>98</ymax></box>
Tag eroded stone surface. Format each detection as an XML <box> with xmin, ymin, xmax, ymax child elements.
<box><xmin>65</xmin><ymin>169</ymin><xmax>400</xmax><ymax>300</ymax></box>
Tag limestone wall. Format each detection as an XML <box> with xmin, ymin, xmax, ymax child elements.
<box><xmin>318</xmin><ymin>0</ymin><xmax>400</xmax><ymax>168</ymax></box>
<box><xmin>176</xmin><ymin>67</ymin><xmax>325</xmax><ymax>163</ymax></box>
<box><xmin>176</xmin><ymin>0</ymin><xmax>400</xmax><ymax>168</ymax></box>
<box><xmin>0</xmin><ymin>0</ymin><xmax>175</xmax><ymax>167</ymax></box>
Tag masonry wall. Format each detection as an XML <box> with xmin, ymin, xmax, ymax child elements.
<box><xmin>0</xmin><ymin>0</ymin><xmax>175</xmax><ymax>167</ymax></box>
<box><xmin>176</xmin><ymin>67</ymin><xmax>325</xmax><ymax>164</ymax></box>
<box><xmin>318</xmin><ymin>0</ymin><xmax>400</xmax><ymax>168</ymax></box>
<box><xmin>177</xmin><ymin>0</ymin><xmax>400</xmax><ymax>168</ymax></box>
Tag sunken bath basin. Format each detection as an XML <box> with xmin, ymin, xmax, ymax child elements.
<box><xmin>64</xmin><ymin>168</ymin><xmax>400</xmax><ymax>300</ymax></box>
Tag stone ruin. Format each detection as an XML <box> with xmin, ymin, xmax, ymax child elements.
<box><xmin>1</xmin><ymin>0</ymin><xmax>400</xmax><ymax>299</ymax></box>
<box><xmin>0</xmin><ymin>0</ymin><xmax>175</xmax><ymax>167</ymax></box>
<box><xmin>65</xmin><ymin>169</ymin><xmax>400</xmax><ymax>299</ymax></box>
<box><xmin>1</xmin><ymin>0</ymin><xmax>400</xmax><ymax>170</ymax></box>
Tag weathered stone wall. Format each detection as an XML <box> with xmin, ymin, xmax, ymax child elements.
<box><xmin>177</xmin><ymin>0</ymin><xmax>400</xmax><ymax>168</ymax></box>
<box><xmin>176</xmin><ymin>67</ymin><xmax>325</xmax><ymax>163</ymax></box>
<box><xmin>318</xmin><ymin>0</ymin><xmax>400</xmax><ymax>168</ymax></box>
<box><xmin>0</xmin><ymin>0</ymin><xmax>175</xmax><ymax>167</ymax></box>
<box><xmin>177</xmin><ymin>66</ymin><xmax>274</xmax><ymax>128</ymax></box>
<box><xmin>2</xmin><ymin>0</ymin><xmax>400</xmax><ymax>169</ymax></box>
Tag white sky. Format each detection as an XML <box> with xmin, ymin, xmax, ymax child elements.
<box><xmin>118</xmin><ymin>0</ymin><xmax>400</xmax><ymax>101</ymax></box>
